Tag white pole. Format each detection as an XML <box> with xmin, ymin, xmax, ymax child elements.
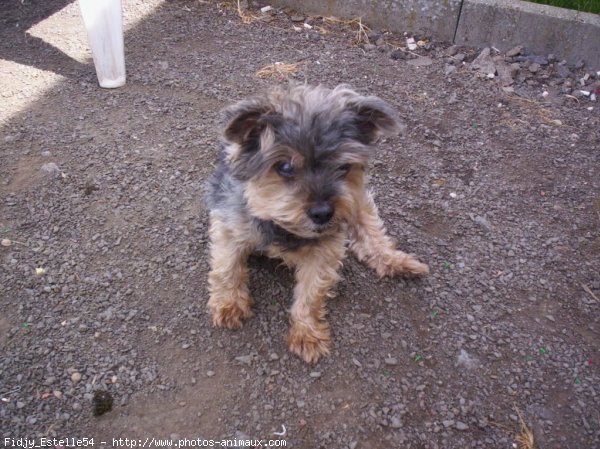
<box><xmin>79</xmin><ymin>0</ymin><xmax>126</xmax><ymax>88</ymax></box>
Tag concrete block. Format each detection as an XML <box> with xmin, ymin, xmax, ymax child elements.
<box><xmin>455</xmin><ymin>0</ymin><xmax>600</xmax><ymax>69</ymax></box>
<box><xmin>271</xmin><ymin>0</ymin><xmax>462</xmax><ymax>42</ymax></box>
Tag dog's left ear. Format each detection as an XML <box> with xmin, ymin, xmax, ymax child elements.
<box><xmin>348</xmin><ymin>96</ymin><xmax>400</xmax><ymax>144</ymax></box>
<box><xmin>222</xmin><ymin>99</ymin><xmax>274</xmax><ymax>147</ymax></box>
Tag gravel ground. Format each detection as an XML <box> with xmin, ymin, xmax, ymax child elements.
<box><xmin>1</xmin><ymin>1</ymin><xmax>599</xmax><ymax>448</ymax></box>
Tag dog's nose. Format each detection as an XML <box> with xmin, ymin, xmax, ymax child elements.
<box><xmin>308</xmin><ymin>202</ymin><xmax>334</xmax><ymax>225</ymax></box>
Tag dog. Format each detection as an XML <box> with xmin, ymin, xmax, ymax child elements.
<box><xmin>205</xmin><ymin>84</ymin><xmax>428</xmax><ymax>363</ymax></box>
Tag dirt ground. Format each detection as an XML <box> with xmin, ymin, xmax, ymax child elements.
<box><xmin>1</xmin><ymin>1</ymin><xmax>599</xmax><ymax>448</ymax></box>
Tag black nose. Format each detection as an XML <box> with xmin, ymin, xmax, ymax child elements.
<box><xmin>308</xmin><ymin>202</ymin><xmax>334</xmax><ymax>225</ymax></box>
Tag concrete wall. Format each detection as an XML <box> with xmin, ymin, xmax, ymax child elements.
<box><xmin>271</xmin><ymin>0</ymin><xmax>463</xmax><ymax>42</ymax></box>
<box><xmin>273</xmin><ymin>0</ymin><xmax>600</xmax><ymax>68</ymax></box>
<box><xmin>455</xmin><ymin>0</ymin><xmax>600</xmax><ymax>66</ymax></box>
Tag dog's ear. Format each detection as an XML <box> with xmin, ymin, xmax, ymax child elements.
<box><xmin>347</xmin><ymin>96</ymin><xmax>400</xmax><ymax>144</ymax></box>
<box><xmin>222</xmin><ymin>99</ymin><xmax>274</xmax><ymax>147</ymax></box>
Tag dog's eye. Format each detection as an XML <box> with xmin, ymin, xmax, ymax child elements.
<box><xmin>276</xmin><ymin>161</ymin><xmax>295</xmax><ymax>178</ymax></box>
<box><xmin>338</xmin><ymin>163</ymin><xmax>352</xmax><ymax>174</ymax></box>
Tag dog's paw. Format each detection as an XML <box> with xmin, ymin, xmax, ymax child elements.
<box><xmin>377</xmin><ymin>251</ymin><xmax>429</xmax><ymax>277</ymax></box>
<box><xmin>287</xmin><ymin>320</ymin><xmax>331</xmax><ymax>364</ymax></box>
<box><xmin>208</xmin><ymin>294</ymin><xmax>253</xmax><ymax>329</ymax></box>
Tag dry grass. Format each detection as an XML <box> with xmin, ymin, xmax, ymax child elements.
<box><xmin>256</xmin><ymin>62</ymin><xmax>299</xmax><ymax>79</ymax></box>
<box><xmin>506</xmin><ymin>96</ymin><xmax>577</xmax><ymax>129</ymax></box>
<box><xmin>323</xmin><ymin>16</ymin><xmax>371</xmax><ymax>44</ymax></box>
<box><xmin>235</xmin><ymin>0</ymin><xmax>257</xmax><ymax>24</ymax></box>
<box><xmin>217</xmin><ymin>0</ymin><xmax>258</xmax><ymax>23</ymax></box>
<box><xmin>514</xmin><ymin>406</ymin><xmax>536</xmax><ymax>449</ymax></box>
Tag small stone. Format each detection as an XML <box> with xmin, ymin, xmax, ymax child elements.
<box><xmin>385</xmin><ymin>357</ymin><xmax>398</xmax><ymax>366</ymax></box>
<box><xmin>181</xmin><ymin>343</ymin><xmax>190</xmax><ymax>349</ymax></box>
<box><xmin>390</xmin><ymin>50</ymin><xmax>406</xmax><ymax>60</ymax></box>
<box><xmin>471</xmin><ymin>47</ymin><xmax>496</xmax><ymax>76</ymax></box>
<box><xmin>309</xmin><ymin>371</ymin><xmax>321</xmax><ymax>378</ymax></box>
<box><xmin>456</xmin><ymin>421</ymin><xmax>469</xmax><ymax>430</ymax></box>
<box><xmin>41</xmin><ymin>162</ymin><xmax>61</xmax><ymax>178</ymax></box>
<box><xmin>474</xmin><ymin>215</ymin><xmax>492</xmax><ymax>231</ymax></box>
<box><xmin>506</xmin><ymin>45</ymin><xmax>523</xmax><ymax>57</ymax></box>
<box><xmin>93</xmin><ymin>390</ymin><xmax>114</xmax><ymax>416</ymax></box>
<box><xmin>71</xmin><ymin>372</ymin><xmax>82</xmax><ymax>383</ymax></box>
<box><xmin>444</xmin><ymin>65</ymin><xmax>457</xmax><ymax>76</ymax></box>
<box><xmin>290</xmin><ymin>15</ymin><xmax>305</xmax><ymax>22</ymax></box>
<box><xmin>443</xmin><ymin>419</ymin><xmax>455</xmax><ymax>428</ymax></box>
<box><xmin>407</xmin><ymin>56</ymin><xmax>433</xmax><ymax>67</ymax></box>
<box><xmin>456</xmin><ymin>349</ymin><xmax>478</xmax><ymax>369</ymax></box>
<box><xmin>390</xmin><ymin>416</ymin><xmax>403</xmax><ymax>428</ymax></box>
<box><xmin>235</xmin><ymin>355</ymin><xmax>253</xmax><ymax>365</ymax></box>
<box><xmin>445</xmin><ymin>45</ymin><xmax>459</xmax><ymax>56</ymax></box>
<box><xmin>206</xmin><ymin>371</ymin><xmax>215</xmax><ymax>377</ymax></box>
<box><xmin>269</xmin><ymin>353</ymin><xmax>279</xmax><ymax>361</ymax></box>
<box><xmin>529</xmin><ymin>63</ymin><xmax>540</xmax><ymax>73</ymax></box>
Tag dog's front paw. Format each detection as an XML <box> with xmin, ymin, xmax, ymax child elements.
<box><xmin>377</xmin><ymin>251</ymin><xmax>429</xmax><ymax>277</ymax></box>
<box><xmin>208</xmin><ymin>293</ymin><xmax>253</xmax><ymax>329</ymax></box>
<box><xmin>287</xmin><ymin>320</ymin><xmax>331</xmax><ymax>364</ymax></box>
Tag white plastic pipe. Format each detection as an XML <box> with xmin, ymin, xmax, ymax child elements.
<box><xmin>79</xmin><ymin>0</ymin><xmax>126</xmax><ymax>88</ymax></box>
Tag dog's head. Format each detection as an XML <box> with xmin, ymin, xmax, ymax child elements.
<box><xmin>221</xmin><ymin>84</ymin><xmax>399</xmax><ymax>238</ymax></box>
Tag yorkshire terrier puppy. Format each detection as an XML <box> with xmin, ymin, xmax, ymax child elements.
<box><xmin>206</xmin><ymin>84</ymin><xmax>428</xmax><ymax>363</ymax></box>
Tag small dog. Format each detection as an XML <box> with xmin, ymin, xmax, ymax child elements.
<box><xmin>206</xmin><ymin>84</ymin><xmax>428</xmax><ymax>363</ymax></box>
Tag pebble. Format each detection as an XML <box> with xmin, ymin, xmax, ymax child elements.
<box><xmin>456</xmin><ymin>421</ymin><xmax>469</xmax><ymax>430</ymax></box>
<box><xmin>40</xmin><ymin>162</ymin><xmax>61</xmax><ymax>178</ymax></box>
<box><xmin>71</xmin><ymin>372</ymin><xmax>82</xmax><ymax>383</ymax></box>
<box><xmin>384</xmin><ymin>357</ymin><xmax>398</xmax><ymax>366</ymax></box>
<box><xmin>390</xmin><ymin>49</ymin><xmax>407</xmax><ymax>60</ymax></box>
<box><xmin>235</xmin><ymin>355</ymin><xmax>253</xmax><ymax>365</ymax></box>
<box><xmin>407</xmin><ymin>56</ymin><xmax>433</xmax><ymax>67</ymax></box>
<box><xmin>506</xmin><ymin>45</ymin><xmax>523</xmax><ymax>57</ymax></box>
<box><xmin>443</xmin><ymin>419</ymin><xmax>455</xmax><ymax>427</ymax></box>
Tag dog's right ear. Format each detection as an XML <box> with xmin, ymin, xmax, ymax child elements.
<box><xmin>222</xmin><ymin>99</ymin><xmax>274</xmax><ymax>147</ymax></box>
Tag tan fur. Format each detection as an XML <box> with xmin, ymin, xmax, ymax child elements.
<box><xmin>207</xmin><ymin>84</ymin><xmax>428</xmax><ymax>363</ymax></box>
<box><xmin>207</xmin><ymin>216</ymin><xmax>255</xmax><ymax>328</ymax></box>
<box><xmin>348</xmin><ymin>190</ymin><xmax>430</xmax><ymax>277</ymax></box>
<box><xmin>209</xmin><ymin>169</ymin><xmax>427</xmax><ymax>363</ymax></box>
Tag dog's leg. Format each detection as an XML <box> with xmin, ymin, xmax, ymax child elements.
<box><xmin>207</xmin><ymin>215</ymin><xmax>254</xmax><ymax>329</ymax></box>
<box><xmin>349</xmin><ymin>191</ymin><xmax>429</xmax><ymax>277</ymax></box>
<box><xmin>286</xmin><ymin>238</ymin><xmax>345</xmax><ymax>363</ymax></box>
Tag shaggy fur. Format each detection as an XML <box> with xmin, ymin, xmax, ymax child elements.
<box><xmin>206</xmin><ymin>84</ymin><xmax>428</xmax><ymax>363</ymax></box>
